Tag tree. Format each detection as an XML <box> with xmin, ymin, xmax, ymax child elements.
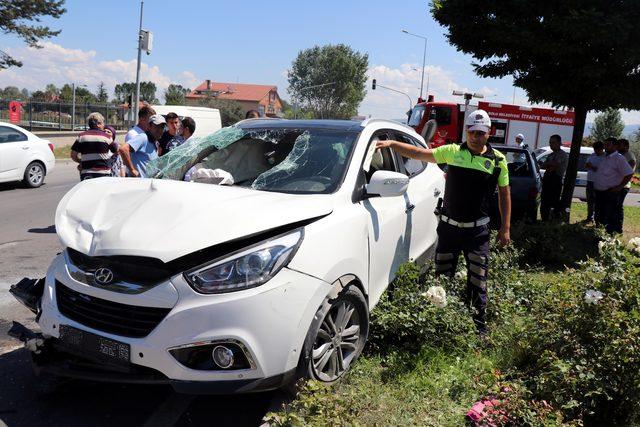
<box><xmin>96</xmin><ymin>82</ymin><xmax>108</xmax><ymax>103</ymax></box>
<box><xmin>164</xmin><ymin>84</ymin><xmax>189</xmax><ymax>105</ymax></box>
<box><xmin>0</xmin><ymin>0</ymin><xmax>66</xmax><ymax>69</ymax></box>
<box><xmin>288</xmin><ymin>44</ymin><xmax>368</xmax><ymax>119</ymax></box>
<box><xmin>590</xmin><ymin>108</ymin><xmax>625</xmax><ymax>141</ymax></box>
<box><xmin>1</xmin><ymin>86</ymin><xmax>23</xmax><ymax>100</ymax></box>
<box><xmin>45</xmin><ymin>83</ymin><xmax>59</xmax><ymax>99</ymax></box>
<box><xmin>431</xmin><ymin>0</ymin><xmax>640</xmax><ymax>219</ymax></box>
<box><xmin>199</xmin><ymin>98</ymin><xmax>244</xmax><ymax>127</ymax></box>
<box><xmin>114</xmin><ymin>81</ymin><xmax>158</xmax><ymax>104</ymax></box>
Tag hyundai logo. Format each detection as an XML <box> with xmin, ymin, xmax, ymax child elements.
<box><xmin>94</xmin><ymin>268</ymin><xmax>115</xmax><ymax>285</ymax></box>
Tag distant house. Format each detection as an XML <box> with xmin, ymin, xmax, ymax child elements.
<box><xmin>186</xmin><ymin>80</ymin><xmax>283</xmax><ymax>117</ymax></box>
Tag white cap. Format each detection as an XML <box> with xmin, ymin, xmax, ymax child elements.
<box><xmin>515</xmin><ymin>133</ymin><xmax>524</xmax><ymax>140</ymax></box>
<box><xmin>466</xmin><ymin>109</ymin><xmax>491</xmax><ymax>133</ymax></box>
<box><xmin>148</xmin><ymin>114</ymin><xmax>166</xmax><ymax>126</ymax></box>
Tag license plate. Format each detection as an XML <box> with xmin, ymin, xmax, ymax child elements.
<box><xmin>59</xmin><ymin>325</ymin><xmax>130</xmax><ymax>364</ymax></box>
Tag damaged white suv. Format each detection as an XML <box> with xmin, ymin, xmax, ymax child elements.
<box><xmin>10</xmin><ymin>119</ymin><xmax>444</xmax><ymax>393</ymax></box>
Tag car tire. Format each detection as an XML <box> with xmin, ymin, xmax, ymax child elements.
<box><xmin>298</xmin><ymin>284</ymin><xmax>369</xmax><ymax>386</ymax></box>
<box><xmin>23</xmin><ymin>161</ymin><xmax>45</xmax><ymax>188</ymax></box>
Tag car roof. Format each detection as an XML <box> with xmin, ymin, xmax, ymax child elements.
<box><xmin>491</xmin><ymin>145</ymin><xmax>528</xmax><ymax>153</ymax></box>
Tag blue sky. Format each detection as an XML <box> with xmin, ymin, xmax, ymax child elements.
<box><xmin>1</xmin><ymin>0</ymin><xmax>638</xmax><ymax>127</ymax></box>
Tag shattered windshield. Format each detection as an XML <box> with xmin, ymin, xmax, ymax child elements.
<box><xmin>146</xmin><ymin>126</ymin><xmax>360</xmax><ymax>194</ymax></box>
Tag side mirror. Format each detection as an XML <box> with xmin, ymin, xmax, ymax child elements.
<box><xmin>365</xmin><ymin>170</ymin><xmax>409</xmax><ymax>197</ymax></box>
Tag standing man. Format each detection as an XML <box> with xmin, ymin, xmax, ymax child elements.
<box><xmin>70</xmin><ymin>112</ymin><xmax>118</xmax><ymax>181</ymax></box>
<box><xmin>594</xmin><ymin>137</ymin><xmax>634</xmax><ymax>234</ymax></box>
<box><xmin>584</xmin><ymin>141</ymin><xmax>605</xmax><ymax>223</ymax></box>
<box><xmin>119</xmin><ymin>114</ymin><xmax>165</xmax><ymax>178</ymax></box>
<box><xmin>617</xmin><ymin>138</ymin><xmax>637</xmax><ymax>229</ymax></box>
<box><xmin>158</xmin><ymin>112</ymin><xmax>184</xmax><ymax>156</ymax></box>
<box><xmin>125</xmin><ymin>105</ymin><xmax>156</xmax><ymax>143</ymax></box>
<box><xmin>181</xmin><ymin>116</ymin><xmax>196</xmax><ymax>143</ymax></box>
<box><xmin>540</xmin><ymin>135</ymin><xmax>568</xmax><ymax>221</ymax></box>
<box><xmin>376</xmin><ymin>110</ymin><xmax>511</xmax><ymax>335</ymax></box>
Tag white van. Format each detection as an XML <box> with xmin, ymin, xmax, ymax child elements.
<box><xmin>152</xmin><ymin>105</ymin><xmax>222</xmax><ymax>138</ymax></box>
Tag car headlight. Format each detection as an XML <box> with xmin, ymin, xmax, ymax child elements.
<box><xmin>184</xmin><ymin>229</ymin><xmax>304</xmax><ymax>294</ymax></box>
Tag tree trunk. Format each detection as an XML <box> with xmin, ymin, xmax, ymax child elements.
<box><xmin>560</xmin><ymin>104</ymin><xmax>588</xmax><ymax>221</ymax></box>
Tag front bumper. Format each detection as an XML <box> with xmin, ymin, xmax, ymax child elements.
<box><xmin>33</xmin><ymin>253</ymin><xmax>331</xmax><ymax>393</ymax></box>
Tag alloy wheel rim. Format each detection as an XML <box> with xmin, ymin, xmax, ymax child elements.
<box><xmin>311</xmin><ymin>300</ymin><xmax>361</xmax><ymax>382</ymax></box>
<box><xmin>29</xmin><ymin>165</ymin><xmax>43</xmax><ymax>185</ymax></box>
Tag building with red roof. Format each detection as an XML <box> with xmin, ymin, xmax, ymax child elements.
<box><xmin>186</xmin><ymin>80</ymin><xmax>283</xmax><ymax>117</ymax></box>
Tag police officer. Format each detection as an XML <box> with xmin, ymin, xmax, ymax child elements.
<box><xmin>376</xmin><ymin>110</ymin><xmax>511</xmax><ymax>335</ymax></box>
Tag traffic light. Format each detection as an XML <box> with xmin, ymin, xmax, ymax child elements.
<box><xmin>372</xmin><ymin>79</ymin><xmax>376</xmax><ymax>90</ymax></box>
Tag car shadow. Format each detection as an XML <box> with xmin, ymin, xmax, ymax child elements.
<box><xmin>0</xmin><ymin>182</ymin><xmax>47</xmax><ymax>192</ymax></box>
<box><xmin>0</xmin><ymin>347</ymin><xmax>283</xmax><ymax>427</ymax></box>
<box><xmin>28</xmin><ymin>225</ymin><xmax>56</xmax><ymax>234</ymax></box>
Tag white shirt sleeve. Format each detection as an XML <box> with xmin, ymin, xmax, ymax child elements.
<box><xmin>618</xmin><ymin>155</ymin><xmax>634</xmax><ymax>176</ymax></box>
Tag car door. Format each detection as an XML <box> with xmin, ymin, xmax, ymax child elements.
<box><xmin>358</xmin><ymin>130</ymin><xmax>410</xmax><ymax>307</ymax></box>
<box><xmin>0</xmin><ymin>125</ymin><xmax>29</xmax><ymax>180</ymax></box>
<box><xmin>391</xmin><ymin>130</ymin><xmax>442</xmax><ymax>263</ymax></box>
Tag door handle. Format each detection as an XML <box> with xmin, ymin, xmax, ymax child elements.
<box><xmin>433</xmin><ymin>188</ymin><xmax>441</xmax><ymax>197</ymax></box>
<box><xmin>405</xmin><ymin>203</ymin><xmax>415</xmax><ymax>213</ymax></box>
<box><xmin>22</xmin><ymin>146</ymin><xmax>29</xmax><ymax>150</ymax></box>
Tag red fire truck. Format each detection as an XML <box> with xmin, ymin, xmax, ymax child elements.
<box><xmin>408</xmin><ymin>96</ymin><xmax>575</xmax><ymax>149</ymax></box>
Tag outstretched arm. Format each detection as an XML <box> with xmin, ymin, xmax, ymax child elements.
<box><xmin>375</xmin><ymin>140</ymin><xmax>437</xmax><ymax>163</ymax></box>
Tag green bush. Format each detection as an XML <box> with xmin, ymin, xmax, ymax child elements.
<box><xmin>368</xmin><ymin>262</ymin><xmax>478</xmax><ymax>354</ymax></box>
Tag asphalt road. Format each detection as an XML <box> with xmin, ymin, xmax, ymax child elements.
<box><xmin>0</xmin><ymin>162</ymin><xmax>284</xmax><ymax>427</ymax></box>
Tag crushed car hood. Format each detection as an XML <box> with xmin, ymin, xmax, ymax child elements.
<box><xmin>56</xmin><ymin>178</ymin><xmax>333</xmax><ymax>262</ymax></box>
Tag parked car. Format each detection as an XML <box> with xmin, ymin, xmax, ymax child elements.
<box><xmin>0</xmin><ymin>122</ymin><xmax>55</xmax><ymax>188</ymax></box>
<box><xmin>10</xmin><ymin>119</ymin><xmax>444</xmax><ymax>393</ymax></box>
<box><xmin>534</xmin><ymin>146</ymin><xmax>593</xmax><ymax>200</ymax></box>
<box><xmin>488</xmin><ymin>146</ymin><xmax>542</xmax><ymax>225</ymax></box>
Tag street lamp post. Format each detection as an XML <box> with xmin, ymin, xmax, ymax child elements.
<box><xmin>134</xmin><ymin>1</ymin><xmax>144</xmax><ymax>121</ymax></box>
<box><xmin>402</xmin><ymin>29</ymin><xmax>427</xmax><ymax>100</ymax></box>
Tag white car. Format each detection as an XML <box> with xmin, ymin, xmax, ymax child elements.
<box><xmin>12</xmin><ymin>119</ymin><xmax>444</xmax><ymax>393</ymax></box>
<box><xmin>534</xmin><ymin>146</ymin><xmax>594</xmax><ymax>200</ymax></box>
<box><xmin>0</xmin><ymin>122</ymin><xmax>56</xmax><ymax>188</ymax></box>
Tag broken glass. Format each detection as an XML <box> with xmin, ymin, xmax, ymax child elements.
<box><xmin>149</xmin><ymin>126</ymin><xmax>360</xmax><ymax>194</ymax></box>
<box><xmin>146</xmin><ymin>126</ymin><xmax>246</xmax><ymax>180</ymax></box>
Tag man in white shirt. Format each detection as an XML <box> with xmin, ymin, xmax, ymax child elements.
<box><xmin>594</xmin><ymin>137</ymin><xmax>634</xmax><ymax>233</ymax></box>
<box><xmin>584</xmin><ymin>140</ymin><xmax>605</xmax><ymax>222</ymax></box>
<box><xmin>125</xmin><ymin>105</ymin><xmax>156</xmax><ymax>143</ymax></box>
<box><xmin>617</xmin><ymin>138</ymin><xmax>637</xmax><ymax>230</ymax></box>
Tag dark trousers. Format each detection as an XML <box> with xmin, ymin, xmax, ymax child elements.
<box><xmin>541</xmin><ymin>174</ymin><xmax>563</xmax><ymax>221</ymax></box>
<box><xmin>434</xmin><ymin>221</ymin><xmax>490</xmax><ymax>332</ymax></box>
<box><xmin>595</xmin><ymin>190</ymin><xmax>623</xmax><ymax>234</ymax></box>
<box><xmin>586</xmin><ymin>181</ymin><xmax>596</xmax><ymax>221</ymax></box>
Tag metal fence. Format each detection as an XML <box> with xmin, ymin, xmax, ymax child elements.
<box><xmin>0</xmin><ymin>99</ymin><xmax>134</xmax><ymax>131</ymax></box>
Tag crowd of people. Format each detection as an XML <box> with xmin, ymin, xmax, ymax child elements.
<box><xmin>70</xmin><ymin>106</ymin><xmax>197</xmax><ymax>179</ymax></box>
<box><xmin>539</xmin><ymin>134</ymin><xmax>635</xmax><ymax>234</ymax></box>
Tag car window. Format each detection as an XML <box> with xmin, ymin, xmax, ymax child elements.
<box><xmin>430</xmin><ymin>106</ymin><xmax>452</xmax><ymax>126</ymax></box>
<box><xmin>503</xmin><ymin>151</ymin><xmax>531</xmax><ymax>177</ymax></box>
<box><xmin>408</xmin><ymin>106</ymin><xmax>425</xmax><ymax>127</ymax></box>
<box><xmin>393</xmin><ymin>131</ymin><xmax>427</xmax><ymax>177</ymax></box>
<box><xmin>365</xmin><ymin>131</ymin><xmax>399</xmax><ymax>183</ymax></box>
<box><xmin>0</xmin><ymin>126</ymin><xmax>27</xmax><ymax>143</ymax></box>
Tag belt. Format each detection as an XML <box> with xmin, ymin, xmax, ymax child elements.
<box><xmin>439</xmin><ymin>214</ymin><xmax>490</xmax><ymax>228</ymax></box>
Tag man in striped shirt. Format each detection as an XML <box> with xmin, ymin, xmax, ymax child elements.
<box><xmin>70</xmin><ymin>112</ymin><xmax>118</xmax><ymax>180</ymax></box>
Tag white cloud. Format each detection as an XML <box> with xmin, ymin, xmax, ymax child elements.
<box><xmin>359</xmin><ymin>63</ymin><xmax>500</xmax><ymax>119</ymax></box>
<box><xmin>0</xmin><ymin>42</ymin><xmax>200</xmax><ymax>102</ymax></box>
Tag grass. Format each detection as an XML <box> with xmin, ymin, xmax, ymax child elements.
<box><xmin>570</xmin><ymin>201</ymin><xmax>640</xmax><ymax>241</ymax></box>
<box><xmin>53</xmin><ymin>144</ymin><xmax>72</xmax><ymax>159</ymax></box>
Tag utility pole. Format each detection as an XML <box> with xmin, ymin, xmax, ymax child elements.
<box><xmin>452</xmin><ymin>90</ymin><xmax>485</xmax><ymax>142</ymax></box>
<box><xmin>134</xmin><ymin>1</ymin><xmax>144</xmax><ymax>121</ymax></box>
<box><xmin>72</xmin><ymin>83</ymin><xmax>76</xmax><ymax>131</ymax></box>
